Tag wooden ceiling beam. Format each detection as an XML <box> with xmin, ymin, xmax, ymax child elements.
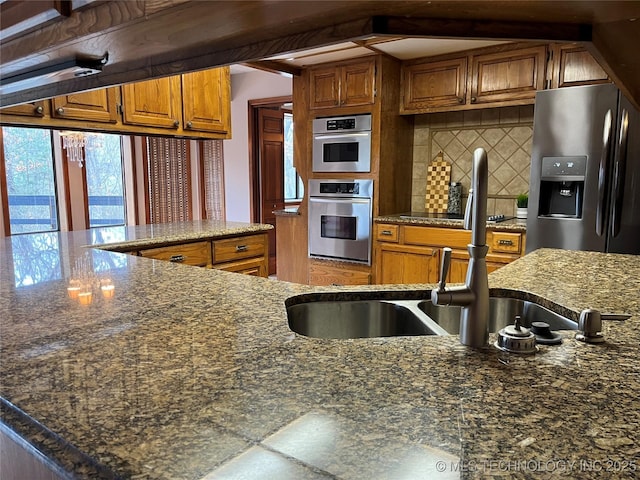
<box><xmin>372</xmin><ymin>16</ymin><xmax>592</xmax><ymax>42</ymax></box>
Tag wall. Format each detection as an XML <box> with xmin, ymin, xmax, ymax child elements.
<box><xmin>412</xmin><ymin>105</ymin><xmax>534</xmax><ymax>217</ymax></box>
<box><xmin>224</xmin><ymin>70</ymin><xmax>292</xmax><ymax>222</ymax></box>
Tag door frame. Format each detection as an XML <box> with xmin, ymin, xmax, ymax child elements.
<box><xmin>247</xmin><ymin>95</ymin><xmax>292</xmax><ymax>223</ymax></box>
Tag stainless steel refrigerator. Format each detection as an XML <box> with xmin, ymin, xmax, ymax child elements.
<box><xmin>527</xmin><ymin>83</ymin><xmax>640</xmax><ymax>254</ymax></box>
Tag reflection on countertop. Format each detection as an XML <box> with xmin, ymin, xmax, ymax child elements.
<box><xmin>1</xmin><ymin>220</ymin><xmax>639</xmax><ymax>479</ymax></box>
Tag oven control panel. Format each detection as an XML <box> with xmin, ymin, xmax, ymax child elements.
<box><xmin>320</xmin><ymin>182</ymin><xmax>359</xmax><ymax>195</ymax></box>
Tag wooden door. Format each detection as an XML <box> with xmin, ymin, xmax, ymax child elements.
<box><xmin>341</xmin><ymin>59</ymin><xmax>375</xmax><ymax>107</ymax></box>
<box><xmin>121</xmin><ymin>76</ymin><xmax>182</xmax><ymax>129</ymax></box>
<box><xmin>309</xmin><ymin>66</ymin><xmax>340</xmax><ymax>109</ymax></box>
<box><xmin>182</xmin><ymin>67</ymin><xmax>231</xmax><ymax>134</ymax></box>
<box><xmin>401</xmin><ymin>57</ymin><xmax>467</xmax><ymax>112</ymax></box>
<box><xmin>470</xmin><ymin>45</ymin><xmax>546</xmax><ymax>105</ymax></box>
<box><xmin>51</xmin><ymin>88</ymin><xmax>118</xmax><ymax>123</ymax></box>
<box><xmin>258</xmin><ymin>108</ymin><xmax>285</xmax><ymax>275</ymax></box>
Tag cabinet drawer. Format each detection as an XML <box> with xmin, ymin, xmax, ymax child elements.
<box><xmin>490</xmin><ymin>232</ymin><xmax>522</xmax><ymax>254</ymax></box>
<box><xmin>404</xmin><ymin>226</ymin><xmax>470</xmax><ymax>249</ymax></box>
<box><xmin>139</xmin><ymin>241</ymin><xmax>211</xmax><ymax>267</ymax></box>
<box><xmin>376</xmin><ymin>224</ymin><xmax>399</xmax><ymax>243</ymax></box>
<box><xmin>213</xmin><ymin>234</ymin><xmax>266</xmax><ymax>263</ymax></box>
<box><xmin>214</xmin><ymin>257</ymin><xmax>267</xmax><ymax>277</ymax></box>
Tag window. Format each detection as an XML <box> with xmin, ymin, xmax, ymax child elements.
<box><xmin>283</xmin><ymin>112</ymin><xmax>302</xmax><ymax>201</ymax></box>
<box><xmin>84</xmin><ymin>133</ymin><xmax>125</xmax><ymax>227</ymax></box>
<box><xmin>1</xmin><ymin>127</ymin><xmax>58</xmax><ymax>234</ymax></box>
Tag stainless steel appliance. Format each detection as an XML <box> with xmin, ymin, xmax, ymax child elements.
<box><xmin>312</xmin><ymin>114</ymin><xmax>371</xmax><ymax>173</ymax></box>
<box><xmin>308</xmin><ymin>179</ymin><xmax>373</xmax><ymax>264</ymax></box>
<box><xmin>527</xmin><ymin>83</ymin><xmax>640</xmax><ymax>254</ymax></box>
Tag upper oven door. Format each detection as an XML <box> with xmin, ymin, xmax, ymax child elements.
<box><xmin>312</xmin><ymin>131</ymin><xmax>371</xmax><ymax>173</ymax></box>
<box><xmin>308</xmin><ymin>196</ymin><xmax>372</xmax><ymax>264</ymax></box>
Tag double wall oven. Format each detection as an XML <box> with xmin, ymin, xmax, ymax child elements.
<box><xmin>309</xmin><ymin>114</ymin><xmax>374</xmax><ymax>265</ymax></box>
<box><xmin>308</xmin><ymin>179</ymin><xmax>373</xmax><ymax>265</ymax></box>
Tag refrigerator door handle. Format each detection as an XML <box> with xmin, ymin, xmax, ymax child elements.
<box><xmin>596</xmin><ymin>109</ymin><xmax>613</xmax><ymax>236</ymax></box>
<box><xmin>610</xmin><ymin>109</ymin><xmax>629</xmax><ymax>238</ymax></box>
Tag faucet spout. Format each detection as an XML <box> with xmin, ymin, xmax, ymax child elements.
<box><xmin>430</xmin><ymin>148</ymin><xmax>490</xmax><ymax>348</ymax></box>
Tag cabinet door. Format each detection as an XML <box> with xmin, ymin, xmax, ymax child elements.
<box><xmin>309</xmin><ymin>66</ymin><xmax>340</xmax><ymax>109</ymax></box>
<box><xmin>121</xmin><ymin>76</ymin><xmax>182</xmax><ymax>129</ymax></box>
<box><xmin>376</xmin><ymin>243</ymin><xmax>440</xmax><ymax>284</ymax></box>
<box><xmin>550</xmin><ymin>44</ymin><xmax>609</xmax><ymax>89</ymax></box>
<box><xmin>341</xmin><ymin>59</ymin><xmax>375</xmax><ymax>107</ymax></box>
<box><xmin>51</xmin><ymin>88</ymin><xmax>118</xmax><ymax>123</ymax></box>
<box><xmin>0</xmin><ymin>101</ymin><xmax>45</xmax><ymax>118</ymax></box>
<box><xmin>448</xmin><ymin>249</ymin><xmax>469</xmax><ymax>284</ymax></box>
<box><xmin>182</xmin><ymin>67</ymin><xmax>231</xmax><ymax>134</ymax></box>
<box><xmin>470</xmin><ymin>46</ymin><xmax>546</xmax><ymax>105</ymax></box>
<box><xmin>401</xmin><ymin>57</ymin><xmax>467</xmax><ymax>112</ymax></box>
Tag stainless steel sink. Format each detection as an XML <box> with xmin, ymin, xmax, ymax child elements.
<box><xmin>418</xmin><ymin>297</ymin><xmax>578</xmax><ymax>334</ymax></box>
<box><xmin>287</xmin><ymin>300</ymin><xmax>439</xmax><ymax>339</ymax></box>
<box><xmin>286</xmin><ymin>295</ymin><xmax>578</xmax><ymax>339</ymax></box>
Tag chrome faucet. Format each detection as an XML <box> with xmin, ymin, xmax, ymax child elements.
<box><xmin>431</xmin><ymin>148</ymin><xmax>490</xmax><ymax>347</ymax></box>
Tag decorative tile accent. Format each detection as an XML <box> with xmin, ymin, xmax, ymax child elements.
<box><xmin>412</xmin><ymin>106</ymin><xmax>534</xmax><ymax>217</ymax></box>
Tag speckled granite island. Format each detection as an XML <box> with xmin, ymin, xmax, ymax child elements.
<box><xmin>1</xmin><ymin>221</ymin><xmax>640</xmax><ymax>479</ymax></box>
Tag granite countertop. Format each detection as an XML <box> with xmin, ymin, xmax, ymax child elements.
<box><xmin>88</xmin><ymin>219</ymin><xmax>274</xmax><ymax>252</ymax></box>
<box><xmin>1</xmin><ymin>222</ymin><xmax>639</xmax><ymax>479</ymax></box>
<box><xmin>376</xmin><ymin>212</ymin><xmax>527</xmax><ymax>232</ymax></box>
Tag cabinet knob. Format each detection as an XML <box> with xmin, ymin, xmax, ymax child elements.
<box><xmin>186</xmin><ymin>121</ymin><xmax>193</xmax><ymax>129</ymax></box>
<box><xmin>56</xmin><ymin>107</ymin><xmax>64</xmax><ymax>115</ymax></box>
<box><xmin>35</xmin><ymin>106</ymin><xmax>44</xmax><ymax>115</ymax></box>
<box><xmin>173</xmin><ymin>120</ymin><xmax>180</xmax><ymax>128</ymax></box>
<box><xmin>470</xmin><ymin>97</ymin><xmax>477</xmax><ymax>103</ymax></box>
<box><xmin>457</xmin><ymin>97</ymin><xmax>464</xmax><ymax>104</ymax></box>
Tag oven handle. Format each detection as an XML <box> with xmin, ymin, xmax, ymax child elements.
<box><xmin>314</xmin><ymin>132</ymin><xmax>370</xmax><ymax>140</ymax></box>
<box><xmin>309</xmin><ymin>197</ymin><xmax>371</xmax><ymax>204</ymax></box>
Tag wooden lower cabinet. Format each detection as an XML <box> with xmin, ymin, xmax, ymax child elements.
<box><xmin>133</xmin><ymin>233</ymin><xmax>270</xmax><ymax>277</ymax></box>
<box><xmin>374</xmin><ymin>223</ymin><xmax>525</xmax><ymax>284</ymax></box>
<box><xmin>376</xmin><ymin>243</ymin><xmax>440</xmax><ymax>284</ymax></box>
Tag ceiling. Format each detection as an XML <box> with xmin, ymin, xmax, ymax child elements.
<box><xmin>230</xmin><ymin>37</ymin><xmax>509</xmax><ymax>75</ymax></box>
<box><xmin>2</xmin><ymin>1</ymin><xmax>640</xmax><ymax>108</ymax></box>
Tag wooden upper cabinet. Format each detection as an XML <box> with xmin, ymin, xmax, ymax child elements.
<box><xmin>121</xmin><ymin>76</ymin><xmax>182</xmax><ymax>129</ymax></box>
<box><xmin>469</xmin><ymin>45</ymin><xmax>547</xmax><ymax>105</ymax></box>
<box><xmin>401</xmin><ymin>57</ymin><xmax>467</xmax><ymax>112</ymax></box>
<box><xmin>0</xmin><ymin>101</ymin><xmax>45</xmax><ymax>118</ymax></box>
<box><xmin>309</xmin><ymin>66</ymin><xmax>340</xmax><ymax>108</ymax></box>
<box><xmin>550</xmin><ymin>44</ymin><xmax>610</xmax><ymax>89</ymax></box>
<box><xmin>341</xmin><ymin>60</ymin><xmax>375</xmax><ymax>107</ymax></box>
<box><xmin>182</xmin><ymin>67</ymin><xmax>231</xmax><ymax>134</ymax></box>
<box><xmin>309</xmin><ymin>58</ymin><xmax>375</xmax><ymax>109</ymax></box>
<box><xmin>51</xmin><ymin>88</ymin><xmax>118</xmax><ymax>123</ymax></box>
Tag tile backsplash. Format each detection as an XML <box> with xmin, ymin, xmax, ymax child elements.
<box><xmin>412</xmin><ymin>106</ymin><xmax>534</xmax><ymax>217</ymax></box>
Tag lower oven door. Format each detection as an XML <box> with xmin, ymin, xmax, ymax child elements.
<box><xmin>308</xmin><ymin>196</ymin><xmax>372</xmax><ymax>264</ymax></box>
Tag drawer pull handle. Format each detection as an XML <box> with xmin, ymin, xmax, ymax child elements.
<box><xmin>169</xmin><ymin>254</ymin><xmax>185</xmax><ymax>262</ymax></box>
<box><xmin>235</xmin><ymin>245</ymin><xmax>248</xmax><ymax>252</ymax></box>
<box><xmin>381</xmin><ymin>230</ymin><xmax>393</xmax><ymax>235</ymax></box>
<box><xmin>498</xmin><ymin>239</ymin><xmax>514</xmax><ymax>246</ymax></box>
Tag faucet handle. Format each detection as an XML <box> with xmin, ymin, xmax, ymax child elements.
<box><xmin>464</xmin><ymin>187</ymin><xmax>474</xmax><ymax>230</ymax></box>
<box><xmin>438</xmin><ymin>247</ymin><xmax>452</xmax><ymax>290</ymax></box>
